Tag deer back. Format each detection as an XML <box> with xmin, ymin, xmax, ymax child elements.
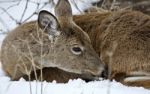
<box><xmin>74</xmin><ymin>10</ymin><xmax>150</xmax><ymax>88</ymax></box>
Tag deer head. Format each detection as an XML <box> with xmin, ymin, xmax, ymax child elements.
<box><xmin>37</xmin><ymin>0</ymin><xmax>106</xmax><ymax>79</ymax></box>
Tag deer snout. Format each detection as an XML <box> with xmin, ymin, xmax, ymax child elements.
<box><xmin>92</xmin><ymin>65</ymin><xmax>108</xmax><ymax>79</ymax></box>
<box><xmin>92</xmin><ymin>58</ymin><xmax>108</xmax><ymax>79</ymax></box>
<box><xmin>82</xmin><ymin>64</ymin><xmax>108</xmax><ymax>80</ymax></box>
<box><xmin>101</xmin><ymin>65</ymin><xmax>108</xmax><ymax>79</ymax></box>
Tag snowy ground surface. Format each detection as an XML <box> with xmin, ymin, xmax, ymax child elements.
<box><xmin>0</xmin><ymin>0</ymin><xmax>150</xmax><ymax>94</ymax></box>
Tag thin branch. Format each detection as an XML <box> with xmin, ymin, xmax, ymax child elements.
<box><xmin>72</xmin><ymin>0</ymin><xmax>83</xmax><ymax>14</ymax></box>
<box><xmin>22</xmin><ymin>12</ymin><xmax>36</xmax><ymax>23</ymax></box>
<box><xmin>0</xmin><ymin>0</ymin><xmax>22</xmax><ymax>14</ymax></box>
<box><xmin>0</xmin><ymin>7</ymin><xmax>19</xmax><ymax>23</ymax></box>
<box><xmin>22</xmin><ymin>2</ymin><xmax>49</xmax><ymax>23</ymax></box>
<box><xmin>0</xmin><ymin>0</ymin><xmax>21</xmax><ymax>3</ymax></box>
<box><xmin>19</xmin><ymin>0</ymin><xmax>29</xmax><ymax>23</ymax></box>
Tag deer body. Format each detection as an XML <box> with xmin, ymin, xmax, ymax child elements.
<box><xmin>1</xmin><ymin>0</ymin><xmax>105</xmax><ymax>81</ymax></box>
<box><xmin>74</xmin><ymin>10</ymin><xmax>150</xmax><ymax>75</ymax></box>
<box><xmin>73</xmin><ymin>10</ymin><xmax>150</xmax><ymax>87</ymax></box>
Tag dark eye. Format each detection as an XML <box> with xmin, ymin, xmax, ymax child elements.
<box><xmin>71</xmin><ymin>46</ymin><xmax>83</xmax><ymax>55</ymax></box>
<box><xmin>73</xmin><ymin>47</ymin><xmax>81</xmax><ymax>52</ymax></box>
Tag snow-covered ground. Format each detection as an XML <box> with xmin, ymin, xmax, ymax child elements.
<box><xmin>0</xmin><ymin>78</ymin><xmax>150</xmax><ymax>94</ymax></box>
<box><xmin>0</xmin><ymin>0</ymin><xmax>150</xmax><ymax>94</ymax></box>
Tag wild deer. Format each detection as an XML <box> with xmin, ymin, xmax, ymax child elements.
<box><xmin>0</xmin><ymin>0</ymin><xmax>106</xmax><ymax>82</ymax></box>
<box><xmin>27</xmin><ymin>0</ymin><xmax>150</xmax><ymax>88</ymax></box>
<box><xmin>74</xmin><ymin>11</ymin><xmax>150</xmax><ymax>88</ymax></box>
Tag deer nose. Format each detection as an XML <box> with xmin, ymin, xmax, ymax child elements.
<box><xmin>93</xmin><ymin>65</ymin><xmax>108</xmax><ymax>79</ymax></box>
<box><xmin>101</xmin><ymin>66</ymin><xmax>108</xmax><ymax>79</ymax></box>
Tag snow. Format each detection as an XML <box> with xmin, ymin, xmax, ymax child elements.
<box><xmin>0</xmin><ymin>76</ymin><xmax>149</xmax><ymax>94</ymax></box>
<box><xmin>0</xmin><ymin>63</ymin><xmax>6</xmax><ymax>76</ymax></box>
<box><xmin>0</xmin><ymin>0</ymin><xmax>150</xmax><ymax>94</ymax></box>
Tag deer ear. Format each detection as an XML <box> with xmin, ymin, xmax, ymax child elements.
<box><xmin>55</xmin><ymin>0</ymin><xmax>72</xmax><ymax>17</ymax></box>
<box><xmin>38</xmin><ymin>10</ymin><xmax>60</xmax><ymax>37</ymax></box>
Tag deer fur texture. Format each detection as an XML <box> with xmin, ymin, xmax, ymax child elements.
<box><xmin>27</xmin><ymin>10</ymin><xmax>150</xmax><ymax>88</ymax></box>
<box><xmin>1</xmin><ymin>0</ymin><xmax>105</xmax><ymax>81</ymax></box>
<box><xmin>74</xmin><ymin>10</ymin><xmax>150</xmax><ymax>88</ymax></box>
<box><xmin>74</xmin><ymin>10</ymin><xmax>150</xmax><ymax>75</ymax></box>
<box><xmin>1</xmin><ymin>0</ymin><xmax>150</xmax><ymax>89</ymax></box>
<box><xmin>29</xmin><ymin>10</ymin><xmax>150</xmax><ymax>88</ymax></box>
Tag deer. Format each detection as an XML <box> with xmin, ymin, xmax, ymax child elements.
<box><xmin>0</xmin><ymin>0</ymin><xmax>106</xmax><ymax>82</ymax></box>
<box><xmin>74</xmin><ymin>10</ymin><xmax>150</xmax><ymax>88</ymax></box>
<box><xmin>25</xmin><ymin>0</ymin><xmax>150</xmax><ymax>88</ymax></box>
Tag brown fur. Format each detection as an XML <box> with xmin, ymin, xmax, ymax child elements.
<box><xmin>22</xmin><ymin>67</ymin><xmax>81</xmax><ymax>83</ymax></box>
<box><xmin>74</xmin><ymin>10</ymin><xmax>150</xmax><ymax>88</ymax></box>
<box><xmin>76</xmin><ymin>11</ymin><xmax>150</xmax><ymax>72</ymax></box>
<box><xmin>74</xmin><ymin>10</ymin><xmax>150</xmax><ymax>73</ymax></box>
<box><xmin>1</xmin><ymin>0</ymin><xmax>105</xmax><ymax>81</ymax></box>
<box><xmin>123</xmin><ymin>79</ymin><xmax>150</xmax><ymax>89</ymax></box>
<box><xmin>27</xmin><ymin>10</ymin><xmax>150</xmax><ymax>88</ymax></box>
<box><xmin>1</xmin><ymin>0</ymin><xmax>150</xmax><ymax>88</ymax></box>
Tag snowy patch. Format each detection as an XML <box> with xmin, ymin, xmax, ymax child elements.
<box><xmin>0</xmin><ymin>77</ymin><xmax>149</xmax><ymax>94</ymax></box>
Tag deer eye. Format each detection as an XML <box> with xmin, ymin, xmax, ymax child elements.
<box><xmin>71</xmin><ymin>46</ymin><xmax>83</xmax><ymax>55</ymax></box>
